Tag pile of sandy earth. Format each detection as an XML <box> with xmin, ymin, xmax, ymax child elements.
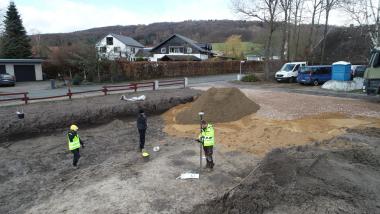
<box><xmin>176</xmin><ymin>87</ymin><xmax>260</xmax><ymax>124</ymax></box>
<box><xmin>190</xmin><ymin>127</ymin><xmax>380</xmax><ymax>214</ymax></box>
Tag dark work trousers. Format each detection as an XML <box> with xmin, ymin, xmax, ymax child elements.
<box><xmin>138</xmin><ymin>129</ymin><xmax>146</xmax><ymax>151</ymax></box>
<box><xmin>203</xmin><ymin>146</ymin><xmax>214</xmax><ymax>168</ymax></box>
<box><xmin>71</xmin><ymin>148</ymin><xmax>80</xmax><ymax>167</ymax></box>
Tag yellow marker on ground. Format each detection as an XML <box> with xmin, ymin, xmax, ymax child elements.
<box><xmin>142</xmin><ymin>151</ymin><xmax>150</xmax><ymax>157</ymax></box>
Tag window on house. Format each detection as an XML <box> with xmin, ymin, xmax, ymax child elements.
<box><xmin>187</xmin><ymin>47</ymin><xmax>192</xmax><ymax>54</ymax></box>
<box><xmin>114</xmin><ymin>47</ymin><xmax>121</xmax><ymax>52</ymax></box>
<box><xmin>100</xmin><ymin>47</ymin><xmax>107</xmax><ymax>53</ymax></box>
<box><xmin>106</xmin><ymin>37</ymin><xmax>113</xmax><ymax>45</ymax></box>
<box><xmin>131</xmin><ymin>47</ymin><xmax>135</xmax><ymax>53</ymax></box>
<box><xmin>161</xmin><ymin>47</ymin><xmax>166</xmax><ymax>54</ymax></box>
<box><xmin>169</xmin><ymin>46</ymin><xmax>184</xmax><ymax>53</ymax></box>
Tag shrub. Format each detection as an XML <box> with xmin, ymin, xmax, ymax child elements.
<box><xmin>241</xmin><ymin>74</ymin><xmax>260</xmax><ymax>82</ymax></box>
<box><xmin>72</xmin><ymin>74</ymin><xmax>83</xmax><ymax>85</ymax></box>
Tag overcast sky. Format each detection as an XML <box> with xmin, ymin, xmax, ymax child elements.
<box><xmin>0</xmin><ymin>0</ymin><xmax>352</xmax><ymax>34</ymax></box>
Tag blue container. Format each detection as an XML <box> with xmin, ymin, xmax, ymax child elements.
<box><xmin>332</xmin><ymin>61</ymin><xmax>351</xmax><ymax>81</ymax></box>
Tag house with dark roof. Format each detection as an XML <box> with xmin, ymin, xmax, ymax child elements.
<box><xmin>95</xmin><ymin>33</ymin><xmax>145</xmax><ymax>61</ymax></box>
<box><xmin>149</xmin><ymin>34</ymin><xmax>213</xmax><ymax>61</ymax></box>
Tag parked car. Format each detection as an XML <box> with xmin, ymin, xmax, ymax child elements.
<box><xmin>351</xmin><ymin>65</ymin><xmax>367</xmax><ymax>79</ymax></box>
<box><xmin>275</xmin><ymin>62</ymin><xmax>307</xmax><ymax>83</ymax></box>
<box><xmin>0</xmin><ymin>73</ymin><xmax>15</xmax><ymax>86</ymax></box>
<box><xmin>297</xmin><ymin>65</ymin><xmax>332</xmax><ymax>86</ymax></box>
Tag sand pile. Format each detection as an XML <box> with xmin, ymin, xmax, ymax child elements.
<box><xmin>176</xmin><ymin>87</ymin><xmax>260</xmax><ymax>124</ymax></box>
<box><xmin>165</xmin><ymin>106</ymin><xmax>380</xmax><ymax>157</ymax></box>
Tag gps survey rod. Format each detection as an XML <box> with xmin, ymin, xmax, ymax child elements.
<box><xmin>198</xmin><ymin>111</ymin><xmax>204</xmax><ymax>175</ymax></box>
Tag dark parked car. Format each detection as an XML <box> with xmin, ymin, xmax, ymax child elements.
<box><xmin>0</xmin><ymin>73</ymin><xmax>16</xmax><ymax>86</ymax></box>
<box><xmin>297</xmin><ymin>65</ymin><xmax>332</xmax><ymax>86</ymax></box>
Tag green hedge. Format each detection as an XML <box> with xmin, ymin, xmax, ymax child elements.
<box><xmin>241</xmin><ymin>74</ymin><xmax>260</xmax><ymax>82</ymax></box>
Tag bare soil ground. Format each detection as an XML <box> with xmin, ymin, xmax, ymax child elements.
<box><xmin>2</xmin><ymin>85</ymin><xmax>380</xmax><ymax>214</ymax></box>
<box><xmin>0</xmin><ymin>117</ymin><xmax>257</xmax><ymax>214</ymax></box>
<box><xmin>190</xmin><ymin>127</ymin><xmax>380</xmax><ymax>214</ymax></box>
<box><xmin>164</xmin><ymin>88</ymin><xmax>380</xmax><ymax>157</ymax></box>
<box><xmin>0</xmin><ymin>88</ymin><xmax>198</xmax><ymax>142</ymax></box>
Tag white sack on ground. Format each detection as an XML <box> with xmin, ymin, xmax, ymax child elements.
<box><xmin>120</xmin><ymin>95</ymin><xmax>146</xmax><ymax>101</ymax></box>
<box><xmin>176</xmin><ymin>172</ymin><xmax>200</xmax><ymax>180</ymax></box>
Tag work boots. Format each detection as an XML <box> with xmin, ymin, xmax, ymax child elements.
<box><xmin>206</xmin><ymin>161</ymin><xmax>214</xmax><ymax>170</ymax></box>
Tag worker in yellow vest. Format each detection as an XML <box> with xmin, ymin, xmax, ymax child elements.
<box><xmin>67</xmin><ymin>125</ymin><xmax>84</xmax><ymax>168</ymax></box>
<box><xmin>199</xmin><ymin>120</ymin><xmax>215</xmax><ymax>169</ymax></box>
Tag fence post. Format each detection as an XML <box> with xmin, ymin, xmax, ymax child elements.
<box><xmin>67</xmin><ymin>88</ymin><xmax>72</xmax><ymax>100</ymax></box>
<box><xmin>184</xmin><ymin>77</ymin><xmax>188</xmax><ymax>88</ymax></box>
<box><xmin>134</xmin><ymin>83</ymin><xmax>137</xmax><ymax>92</ymax></box>
<box><xmin>23</xmin><ymin>92</ymin><xmax>29</xmax><ymax>104</ymax></box>
<box><xmin>154</xmin><ymin>80</ymin><xmax>159</xmax><ymax>90</ymax></box>
<box><xmin>102</xmin><ymin>86</ymin><xmax>108</xmax><ymax>95</ymax></box>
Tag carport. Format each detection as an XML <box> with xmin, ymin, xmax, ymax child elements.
<box><xmin>0</xmin><ymin>59</ymin><xmax>43</xmax><ymax>82</ymax></box>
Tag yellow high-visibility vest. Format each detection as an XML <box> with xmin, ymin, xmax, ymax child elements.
<box><xmin>68</xmin><ymin>134</ymin><xmax>81</xmax><ymax>151</ymax></box>
<box><xmin>199</xmin><ymin>124</ymin><xmax>215</xmax><ymax>147</ymax></box>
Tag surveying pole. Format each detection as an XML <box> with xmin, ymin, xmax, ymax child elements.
<box><xmin>198</xmin><ymin>112</ymin><xmax>204</xmax><ymax>176</ymax></box>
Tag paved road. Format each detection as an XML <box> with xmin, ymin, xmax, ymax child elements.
<box><xmin>0</xmin><ymin>74</ymin><xmax>239</xmax><ymax>98</ymax></box>
<box><xmin>188</xmin><ymin>73</ymin><xmax>238</xmax><ymax>85</ymax></box>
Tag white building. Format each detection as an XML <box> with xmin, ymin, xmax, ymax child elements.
<box><xmin>96</xmin><ymin>33</ymin><xmax>145</xmax><ymax>61</ymax></box>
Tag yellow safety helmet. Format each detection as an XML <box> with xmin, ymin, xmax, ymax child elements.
<box><xmin>70</xmin><ymin>125</ymin><xmax>79</xmax><ymax>131</ymax></box>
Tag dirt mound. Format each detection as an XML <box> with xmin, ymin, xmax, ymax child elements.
<box><xmin>190</xmin><ymin>128</ymin><xmax>380</xmax><ymax>214</ymax></box>
<box><xmin>176</xmin><ymin>87</ymin><xmax>260</xmax><ymax>124</ymax></box>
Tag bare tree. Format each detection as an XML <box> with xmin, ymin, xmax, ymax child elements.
<box><xmin>0</xmin><ymin>7</ymin><xmax>4</xmax><ymax>32</ymax></box>
<box><xmin>279</xmin><ymin>0</ymin><xmax>293</xmax><ymax>61</ymax></box>
<box><xmin>291</xmin><ymin>0</ymin><xmax>305</xmax><ymax>60</ymax></box>
<box><xmin>232</xmin><ymin>0</ymin><xmax>280</xmax><ymax>79</ymax></box>
<box><xmin>343</xmin><ymin>0</ymin><xmax>380</xmax><ymax>47</ymax></box>
<box><xmin>306</xmin><ymin>0</ymin><xmax>324</xmax><ymax>61</ymax></box>
<box><xmin>320</xmin><ymin>0</ymin><xmax>341</xmax><ymax>64</ymax></box>
<box><xmin>0</xmin><ymin>8</ymin><xmax>4</xmax><ymax>57</ymax></box>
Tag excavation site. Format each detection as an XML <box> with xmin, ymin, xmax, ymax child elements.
<box><xmin>1</xmin><ymin>87</ymin><xmax>380</xmax><ymax>214</ymax></box>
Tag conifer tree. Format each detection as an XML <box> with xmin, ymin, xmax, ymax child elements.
<box><xmin>0</xmin><ymin>1</ymin><xmax>32</xmax><ymax>58</ymax></box>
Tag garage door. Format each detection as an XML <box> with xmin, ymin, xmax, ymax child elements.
<box><xmin>0</xmin><ymin>65</ymin><xmax>5</xmax><ymax>74</ymax></box>
<box><xmin>14</xmin><ymin>65</ymin><xmax>36</xmax><ymax>82</ymax></box>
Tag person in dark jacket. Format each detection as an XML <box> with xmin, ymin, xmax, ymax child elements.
<box><xmin>137</xmin><ymin>109</ymin><xmax>147</xmax><ymax>152</ymax></box>
<box><xmin>67</xmin><ymin>125</ymin><xmax>84</xmax><ymax>168</ymax></box>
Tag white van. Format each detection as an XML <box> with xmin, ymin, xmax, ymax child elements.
<box><xmin>275</xmin><ymin>62</ymin><xmax>307</xmax><ymax>83</ymax></box>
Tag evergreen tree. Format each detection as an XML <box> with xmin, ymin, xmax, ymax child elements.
<box><xmin>0</xmin><ymin>1</ymin><xmax>32</xmax><ymax>58</ymax></box>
